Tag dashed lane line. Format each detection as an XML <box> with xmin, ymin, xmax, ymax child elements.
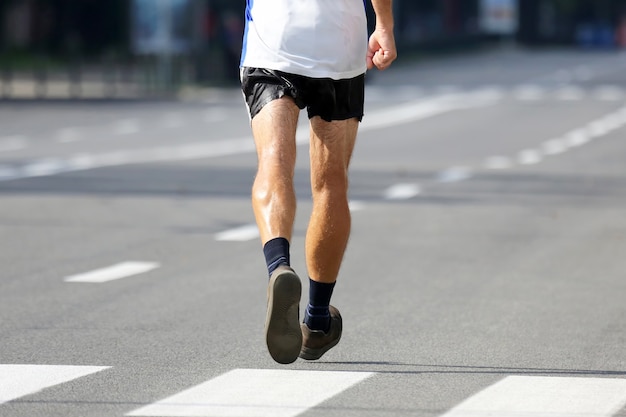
<box><xmin>0</xmin><ymin>93</ymin><xmax>492</xmax><ymax>184</ymax></box>
<box><xmin>214</xmin><ymin>224</ymin><xmax>259</xmax><ymax>242</ymax></box>
<box><xmin>437</xmin><ymin>166</ymin><xmax>473</xmax><ymax>183</ymax></box>
<box><xmin>383</xmin><ymin>183</ymin><xmax>421</xmax><ymax>200</ymax></box>
<box><xmin>485</xmin><ymin>104</ymin><xmax>626</xmax><ymax>170</ymax></box>
<box><xmin>126</xmin><ymin>369</ymin><xmax>374</xmax><ymax>417</ymax></box>
<box><xmin>64</xmin><ymin>261</ymin><xmax>160</xmax><ymax>283</ymax></box>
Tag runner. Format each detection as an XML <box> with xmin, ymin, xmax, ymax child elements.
<box><xmin>241</xmin><ymin>0</ymin><xmax>397</xmax><ymax>364</ymax></box>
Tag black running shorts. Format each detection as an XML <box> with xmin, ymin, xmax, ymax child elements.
<box><xmin>240</xmin><ymin>67</ymin><xmax>365</xmax><ymax>122</ymax></box>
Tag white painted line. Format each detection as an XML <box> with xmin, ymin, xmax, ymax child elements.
<box><xmin>518</xmin><ymin>149</ymin><xmax>542</xmax><ymax>165</ymax></box>
<box><xmin>126</xmin><ymin>368</ymin><xmax>374</xmax><ymax>417</ymax></box>
<box><xmin>348</xmin><ymin>200</ymin><xmax>366</xmax><ymax>212</ymax></box>
<box><xmin>541</xmin><ymin>138</ymin><xmax>568</xmax><ymax>155</ymax></box>
<box><xmin>0</xmin><ymin>135</ymin><xmax>27</xmax><ymax>152</ymax></box>
<box><xmin>20</xmin><ymin>158</ymin><xmax>68</xmax><ymax>178</ymax></box>
<box><xmin>114</xmin><ymin>119</ymin><xmax>141</xmax><ymax>135</ymax></box>
<box><xmin>64</xmin><ymin>262</ymin><xmax>159</xmax><ymax>283</ymax></box>
<box><xmin>0</xmin><ymin>94</ymin><xmax>499</xmax><ymax>183</ymax></box>
<box><xmin>564</xmin><ymin>129</ymin><xmax>591</xmax><ymax>147</ymax></box>
<box><xmin>362</xmin><ymin>100</ymin><xmax>452</xmax><ymax>130</ymax></box>
<box><xmin>484</xmin><ymin>156</ymin><xmax>513</xmax><ymax>170</ymax></box>
<box><xmin>587</xmin><ymin>120</ymin><xmax>612</xmax><ymax>138</ymax></box>
<box><xmin>603</xmin><ymin>112</ymin><xmax>626</xmax><ymax>131</ymax></box>
<box><xmin>0</xmin><ymin>364</ymin><xmax>110</xmax><ymax>405</ymax></box>
<box><xmin>441</xmin><ymin>376</ymin><xmax>626</xmax><ymax>417</ymax></box>
<box><xmin>437</xmin><ymin>166</ymin><xmax>472</xmax><ymax>183</ymax></box>
<box><xmin>215</xmin><ymin>224</ymin><xmax>259</xmax><ymax>242</ymax></box>
<box><xmin>384</xmin><ymin>183</ymin><xmax>420</xmax><ymax>200</ymax></box>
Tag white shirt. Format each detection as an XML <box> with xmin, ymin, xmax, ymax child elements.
<box><xmin>241</xmin><ymin>0</ymin><xmax>368</xmax><ymax>80</ymax></box>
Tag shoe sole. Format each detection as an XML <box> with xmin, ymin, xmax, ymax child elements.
<box><xmin>299</xmin><ymin>334</ymin><xmax>341</xmax><ymax>361</ymax></box>
<box><xmin>265</xmin><ymin>269</ymin><xmax>302</xmax><ymax>364</ymax></box>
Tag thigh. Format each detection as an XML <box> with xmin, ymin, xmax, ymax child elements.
<box><xmin>308</xmin><ymin>117</ymin><xmax>359</xmax><ymax>182</ymax></box>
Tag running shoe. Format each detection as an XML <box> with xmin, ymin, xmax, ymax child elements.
<box><xmin>299</xmin><ymin>305</ymin><xmax>342</xmax><ymax>360</ymax></box>
<box><xmin>265</xmin><ymin>265</ymin><xmax>302</xmax><ymax>364</ymax></box>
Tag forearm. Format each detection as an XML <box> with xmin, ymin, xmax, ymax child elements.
<box><xmin>370</xmin><ymin>0</ymin><xmax>394</xmax><ymax>30</ymax></box>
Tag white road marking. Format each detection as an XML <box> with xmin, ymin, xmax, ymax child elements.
<box><xmin>215</xmin><ymin>224</ymin><xmax>259</xmax><ymax>242</ymax></box>
<box><xmin>362</xmin><ymin>92</ymin><xmax>497</xmax><ymax>131</ymax></box>
<box><xmin>440</xmin><ymin>376</ymin><xmax>626</xmax><ymax>417</ymax></box>
<box><xmin>114</xmin><ymin>119</ymin><xmax>141</xmax><ymax>135</ymax></box>
<box><xmin>0</xmin><ymin>135</ymin><xmax>27</xmax><ymax>152</ymax></box>
<box><xmin>518</xmin><ymin>149</ymin><xmax>542</xmax><ymax>165</ymax></box>
<box><xmin>0</xmin><ymin>364</ymin><xmax>110</xmax><ymax>405</ymax></box>
<box><xmin>437</xmin><ymin>166</ymin><xmax>472</xmax><ymax>183</ymax></box>
<box><xmin>64</xmin><ymin>262</ymin><xmax>159</xmax><ymax>283</ymax></box>
<box><xmin>384</xmin><ymin>183</ymin><xmax>420</xmax><ymax>200</ymax></box>
<box><xmin>348</xmin><ymin>200</ymin><xmax>367</xmax><ymax>212</ymax></box>
<box><xmin>587</xmin><ymin>120</ymin><xmax>612</xmax><ymax>138</ymax></box>
<box><xmin>126</xmin><ymin>368</ymin><xmax>374</xmax><ymax>417</ymax></box>
<box><xmin>20</xmin><ymin>158</ymin><xmax>68</xmax><ymax>177</ymax></box>
<box><xmin>484</xmin><ymin>156</ymin><xmax>513</xmax><ymax>170</ymax></box>
<box><xmin>564</xmin><ymin>129</ymin><xmax>591</xmax><ymax>147</ymax></box>
<box><xmin>541</xmin><ymin>138</ymin><xmax>568</xmax><ymax>155</ymax></box>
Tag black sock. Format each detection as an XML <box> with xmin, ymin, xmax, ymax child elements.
<box><xmin>263</xmin><ymin>237</ymin><xmax>290</xmax><ymax>277</ymax></box>
<box><xmin>304</xmin><ymin>278</ymin><xmax>335</xmax><ymax>332</ymax></box>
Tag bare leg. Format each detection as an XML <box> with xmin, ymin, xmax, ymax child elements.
<box><xmin>251</xmin><ymin>97</ymin><xmax>300</xmax><ymax>245</ymax></box>
<box><xmin>252</xmin><ymin>97</ymin><xmax>303</xmax><ymax>364</ymax></box>
<box><xmin>305</xmin><ymin>117</ymin><xmax>359</xmax><ymax>284</ymax></box>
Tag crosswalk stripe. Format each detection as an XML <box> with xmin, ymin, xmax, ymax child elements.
<box><xmin>0</xmin><ymin>364</ymin><xmax>110</xmax><ymax>404</ymax></box>
<box><xmin>441</xmin><ymin>375</ymin><xmax>626</xmax><ymax>417</ymax></box>
<box><xmin>126</xmin><ymin>368</ymin><xmax>374</xmax><ymax>417</ymax></box>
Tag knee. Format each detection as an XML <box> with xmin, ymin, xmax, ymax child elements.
<box><xmin>311</xmin><ymin>167</ymin><xmax>349</xmax><ymax>197</ymax></box>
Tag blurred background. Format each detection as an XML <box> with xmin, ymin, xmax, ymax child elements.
<box><xmin>1</xmin><ymin>0</ymin><xmax>626</xmax><ymax>99</ymax></box>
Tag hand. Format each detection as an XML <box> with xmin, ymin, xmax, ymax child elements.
<box><xmin>366</xmin><ymin>28</ymin><xmax>397</xmax><ymax>71</ymax></box>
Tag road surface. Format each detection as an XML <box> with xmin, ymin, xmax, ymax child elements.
<box><xmin>2</xmin><ymin>47</ymin><xmax>626</xmax><ymax>417</ymax></box>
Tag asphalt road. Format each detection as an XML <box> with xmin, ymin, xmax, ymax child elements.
<box><xmin>2</xmin><ymin>47</ymin><xmax>626</xmax><ymax>417</ymax></box>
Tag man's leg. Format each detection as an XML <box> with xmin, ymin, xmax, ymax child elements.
<box><xmin>299</xmin><ymin>117</ymin><xmax>358</xmax><ymax>361</ymax></box>
<box><xmin>251</xmin><ymin>96</ymin><xmax>303</xmax><ymax>364</ymax></box>
<box><xmin>251</xmin><ymin>96</ymin><xmax>300</xmax><ymax>246</ymax></box>
<box><xmin>305</xmin><ymin>117</ymin><xmax>358</xmax><ymax>284</ymax></box>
